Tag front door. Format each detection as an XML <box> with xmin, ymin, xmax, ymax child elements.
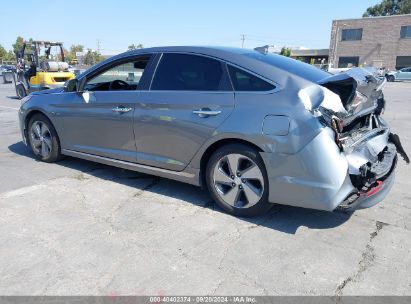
<box><xmin>134</xmin><ymin>53</ymin><xmax>234</xmax><ymax>171</ymax></box>
<box><xmin>58</xmin><ymin>55</ymin><xmax>152</xmax><ymax>162</ymax></box>
<box><xmin>397</xmin><ymin>68</ymin><xmax>411</xmax><ymax>80</ymax></box>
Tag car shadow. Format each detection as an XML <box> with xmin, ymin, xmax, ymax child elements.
<box><xmin>8</xmin><ymin>141</ymin><xmax>353</xmax><ymax>235</ymax></box>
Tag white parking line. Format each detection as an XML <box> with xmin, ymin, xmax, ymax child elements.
<box><xmin>0</xmin><ymin>105</ymin><xmax>19</xmax><ymax>110</ymax></box>
<box><xmin>0</xmin><ymin>184</ymin><xmax>47</xmax><ymax>199</ymax></box>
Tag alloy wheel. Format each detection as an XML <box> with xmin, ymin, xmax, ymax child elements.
<box><xmin>212</xmin><ymin>153</ymin><xmax>264</xmax><ymax>208</ymax></box>
<box><xmin>30</xmin><ymin>121</ymin><xmax>53</xmax><ymax>158</ymax></box>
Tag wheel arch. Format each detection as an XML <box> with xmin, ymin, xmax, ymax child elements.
<box><xmin>24</xmin><ymin>110</ymin><xmax>60</xmax><ymax>145</ymax></box>
<box><xmin>386</xmin><ymin>74</ymin><xmax>396</xmax><ymax>81</ymax></box>
<box><xmin>199</xmin><ymin>138</ymin><xmax>264</xmax><ymax>188</ymax></box>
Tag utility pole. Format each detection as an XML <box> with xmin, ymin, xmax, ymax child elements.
<box><xmin>241</xmin><ymin>34</ymin><xmax>245</xmax><ymax>48</ymax></box>
<box><xmin>97</xmin><ymin>39</ymin><xmax>101</xmax><ymax>54</ymax></box>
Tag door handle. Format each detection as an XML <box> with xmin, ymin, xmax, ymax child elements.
<box><xmin>192</xmin><ymin>108</ymin><xmax>221</xmax><ymax>118</ymax></box>
<box><xmin>112</xmin><ymin>106</ymin><xmax>133</xmax><ymax>113</ymax></box>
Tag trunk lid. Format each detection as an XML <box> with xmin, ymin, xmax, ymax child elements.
<box><xmin>317</xmin><ymin>67</ymin><xmax>386</xmax><ymax>127</ymax></box>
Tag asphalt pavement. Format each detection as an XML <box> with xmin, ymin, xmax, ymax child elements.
<box><xmin>0</xmin><ymin>81</ymin><xmax>410</xmax><ymax>295</ymax></box>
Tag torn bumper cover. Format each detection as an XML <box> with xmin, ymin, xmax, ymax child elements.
<box><xmin>339</xmin><ymin>128</ymin><xmax>398</xmax><ymax>211</ymax></box>
<box><xmin>261</xmin><ymin>126</ymin><xmax>400</xmax><ymax>211</ymax></box>
<box><xmin>263</xmin><ymin>67</ymin><xmax>407</xmax><ymax>212</ymax></box>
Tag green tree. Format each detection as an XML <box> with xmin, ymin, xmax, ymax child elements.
<box><xmin>83</xmin><ymin>49</ymin><xmax>103</xmax><ymax>65</ymax></box>
<box><xmin>11</xmin><ymin>36</ymin><xmax>34</xmax><ymax>57</ymax></box>
<box><xmin>5</xmin><ymin>50</ymin><xmax>15</xmax><ymax>62</ymax></box>
<box><xmin>128</xmin><ymin>43</ymin><xmax>144</xmax><ymax>51</ymax></box>
<box><xmin>66</xmin><ymin>44</ymin><xmax>84</xmax><ymax>63</ymax></box>
<box><xmin>280</xmin><ymin>47</ymin><xmax>291</xmax><ymax>57</ymax></box>
<box><xmin>0</xmin><ymin>45</ymin><xmax>16</xmax><ymax>62</ymax></box>
<box><xmin>12</xmin><ymin>36</ymin><xmax>25</xmax><ymax>54</ymax></box>
<box><xmin>70</xmin><ymin>44</ymin><xmax>84</xmax><ymax>54</ymax></box>
<box><xmin>0</xmin><ymin>44</ymin><xmax>7</xmax><ymax>60</ymax></box>
<box><xmin>363</xmin><ymin>0</ymin><xmax>411</xmax><ymax>17</ymax></box>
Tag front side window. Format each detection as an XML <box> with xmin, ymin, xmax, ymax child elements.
<box><xmin>341</xmin><ymin>29</ymin><xmax>363</xmax><ymax>41</ymax></box>
<box><xmin>151</xmin><ymin>53</ymin><xmax>228</xmax><ymax>91</ymax></box>
<box><xmin>400</xmin><ymin>26</ymin><xmax>411</xmax><ymax>38</ymax></box>
<box><xmin>85</xmin><ymin>55</ymin><xmax>151</xmax><ymax>91</ymax></box>
<box><xmin>338</xmin><ymin>56</ymin><xmax>359</xmax><ymax>68</ymax></box>
<box><xmin>227</xmin><ymin>65</ymin><xmax>275</xmax><ymax>91</ymax></box>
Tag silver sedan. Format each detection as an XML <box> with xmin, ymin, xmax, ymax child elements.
<box><xmin>18</xmin><ymin>46</ymin><xmax>407</xmax><ymax>217</ymax></box>
<box><xmin>386</xmin><ymin>67</ymin><xmax>411</xmax><ymax>82</ymax></box>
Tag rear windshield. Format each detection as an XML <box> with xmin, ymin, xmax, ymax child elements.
<box><xmin>244</xmin><ymin>51</ymin><xmax>330</xmax><ymax>83</ymax></box>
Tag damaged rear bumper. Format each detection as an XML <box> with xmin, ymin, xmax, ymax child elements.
<box><xmin>337</xmin><ymin>115</ymin><xmax>401</xmax><ymax>210</ymax></box>
<box><xmin>338</xmin><ymin>156</ymin><xmax>396</xmax><ymax>211</ymax></box>
<box><xmin>261</xmin><ymin>123</ymin><xmax>399</xmax><ymax>212</ymax></box>
<box><xmin>266</xmin><ymin>67</ymin><xmax>406</xmax><ymax>212</ymax></box>
<box><xmin>337</xmin><ymin>150</ymin><xmax>398</xmax><ymax>211</ymax></box>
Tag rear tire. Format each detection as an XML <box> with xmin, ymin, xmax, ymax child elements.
<box><xmin>16</xmin><ymin>83</ymin><xmax>27</xmax><ymax>99</ymax></box>
<box><xmin>206</xmin><ymin>144</ymin><xmax>272</xmax><ymax>217</ymax></box>
<box><xmin>3</xmin><ymin>74</ymin><xmax>9</xmax><ymax>84</ymax></box>
<box><xmin>27</xmin><ymin>114</ymin><xmax>62</xmax><ymax>162</ymax></box>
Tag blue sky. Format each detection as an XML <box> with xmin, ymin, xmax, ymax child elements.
<box><xmin>0</xmin><ymin>0</ymin><xmax>377</xmax><ymax>54</ymax></box>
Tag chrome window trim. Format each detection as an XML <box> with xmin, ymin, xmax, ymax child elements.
<box><xmin>148</xmin><ymin>52</ymin><xmax>163</xmax><ymax>90</ymax></box>
<box><xmin>149</xmin><ymin>52</ymin><xmax>231</xmax><ymax>92</ymax></box>
<box><xmin>80</xmin><ymin>53</ymin><xmax>155</xmax><ymax>92</ymax></box>
<box><xmin>225</xmin><ymin>63</ymin><xmax>282</xmax><ymax>94</ymax></box>
<box><xmin>148</xmin><ymin>51</ymin><xmax>281</xmax><ymax>94</ymax></box>
<box><xmin>138</xmin><ymin>90</ymin><xmax>234</xmax><ymax>94</ymax></box>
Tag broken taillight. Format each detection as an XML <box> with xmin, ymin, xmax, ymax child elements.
<box><xmin>331</xmin><ymin>116</ymin><xmax>344</xmax><ymax>133</ymax></box>
<box><xmin>360</xmin><ymin>181</ymin><xmax>383</xmax><ymax>197</ymax></box>
<box><xmin>331</xmin><ymin>116</ymin><xmax>344</xmax><ymax>148</ymax></box>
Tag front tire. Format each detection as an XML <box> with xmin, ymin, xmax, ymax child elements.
<box><xmin>386</xmin><ymin>75</ymin><xmax>395</xmax><ymax>82</ymax></box>
<box><xmin>28</xmin><ymin>114</ymin><xmax>62</xmax><ymax>162</ymax></box>
<box><xmin>206</xmin><ymin>144</ymin><xmax>272</xmax><ymax>217</ymax></box>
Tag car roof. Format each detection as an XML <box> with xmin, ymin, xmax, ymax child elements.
<box><xmin>83</xmin><ymin>46</ymin><xmax>329</xmax><ymax>85</ymax></box>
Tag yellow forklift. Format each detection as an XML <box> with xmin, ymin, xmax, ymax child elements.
<box><xmin>13</xmin><ymin>40</ymin><xmax>75</xmax><ymax>99</ymax></box>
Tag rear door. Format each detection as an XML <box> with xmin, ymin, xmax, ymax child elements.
<box><xmin>134</xmin><ymin>53</ymin><xmax>234</xmax><ymax>171</ymax></box>
<box><xmin>58</xmin><ymin>55</ymin><xmax>153</xmax><ymax>162</ymax></box>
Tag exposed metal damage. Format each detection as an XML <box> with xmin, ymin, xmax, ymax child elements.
<box><xmin>304</xmin><ymin>67</ymin><xmax>409</xmax><ymax>210</ymax></box>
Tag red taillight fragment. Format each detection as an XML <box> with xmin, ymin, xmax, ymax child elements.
<box><xmin>360</xmin><ymin>181</ymin><xmax>383</xmax><ymax>197</ymax></box>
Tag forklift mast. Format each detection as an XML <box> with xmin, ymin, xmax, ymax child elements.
<box><xmin>18</xmin><ymin>41</ymin><xmax>66</xmax><ymax>68</ymax></box>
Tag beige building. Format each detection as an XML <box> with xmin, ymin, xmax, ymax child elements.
<box><xmin>329</xmin><ymin>14</ymin><xmax>411</xmax><ymax>70</ymax></box>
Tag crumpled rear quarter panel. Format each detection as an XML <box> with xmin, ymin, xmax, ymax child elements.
<box><xmin>261</xmin><ymin>127</ymin><xmax>355</xmax><ymax>211</ymax></box>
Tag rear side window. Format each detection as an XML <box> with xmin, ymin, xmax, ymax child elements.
<box><xmin>228</xmin><ymin>65</ymin><xmax>275</xmax><ymax>91</ymax></box>
<box><xmin>151</xmin><ymin>53</ymin><xmax>229</xmax><ymax>91</ymax></box>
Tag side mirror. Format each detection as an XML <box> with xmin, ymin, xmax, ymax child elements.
<box><xmin>65</xmin><ymin>78</ymin><xmax>78</xmax><ymax>92</ymax></box>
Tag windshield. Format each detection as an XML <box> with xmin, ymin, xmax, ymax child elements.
<box><xmin>244</xmin><ymin>51</ymin><xmax>330</xmax><ymax>83</ymax></box>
